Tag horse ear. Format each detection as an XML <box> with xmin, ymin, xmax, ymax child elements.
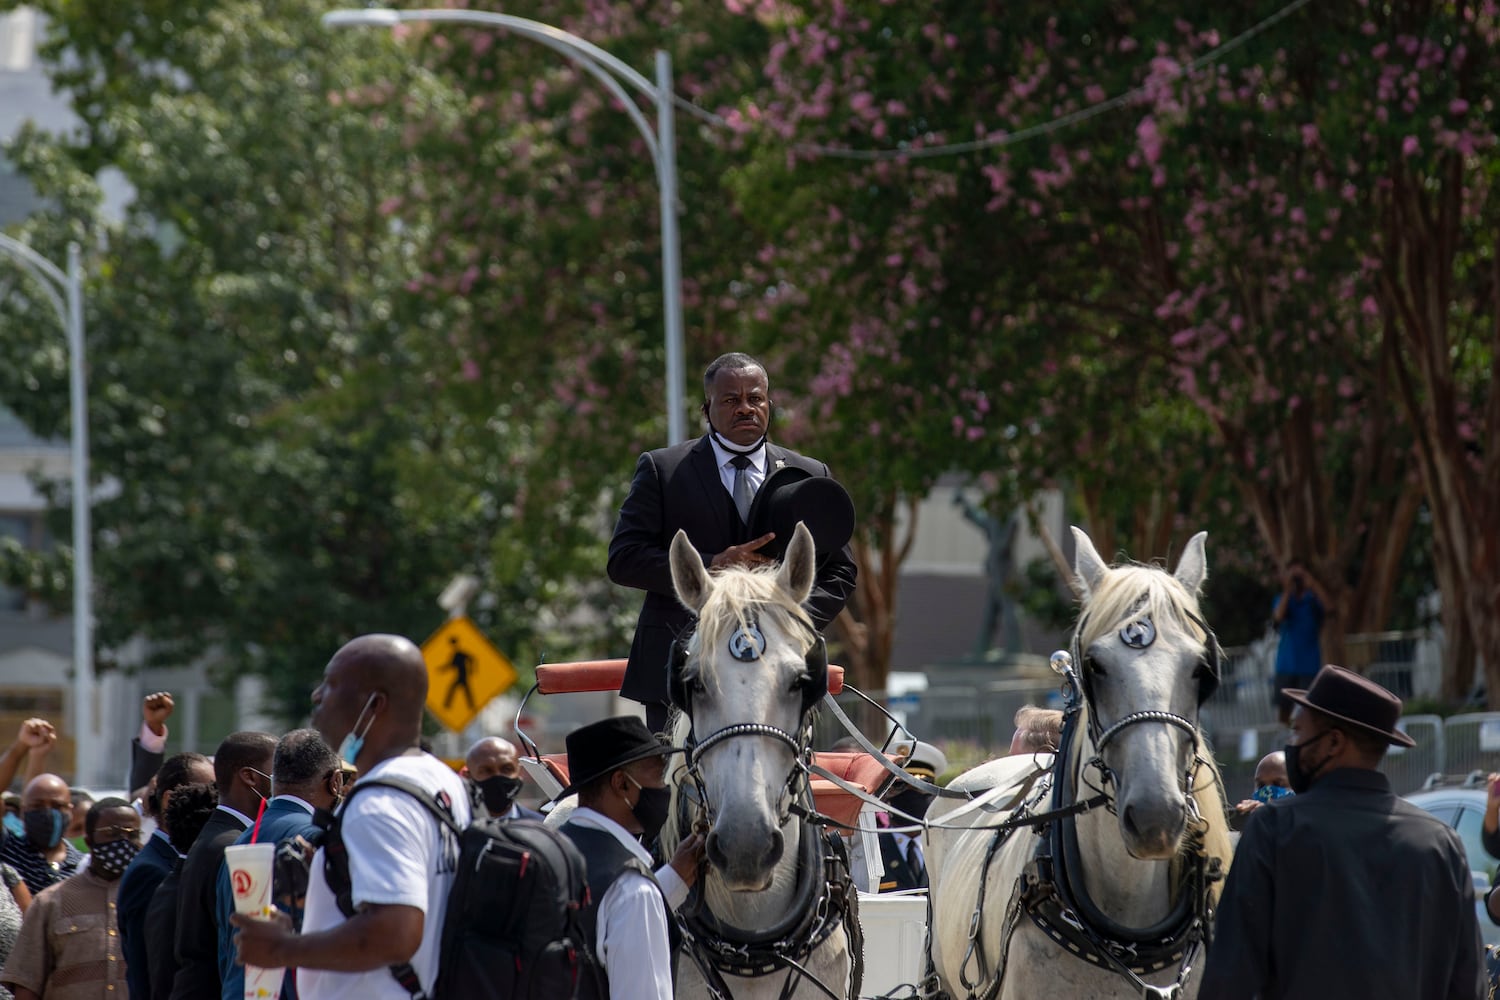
<box><xmin>1173</xmin><ymin>531</ymin><xmax>1209</xmax><ymax>595</ymax></box>
<box><xmin>670</xmin><ymin>529</ymin><xmax>712</xmax><ymax>612</ymax></box>
<box><xmin>1071</xmin><ymin>526</ymin><xmax>1108</xmax><ymax>598</ymax></box>
<box><xmin>777</xmin><ymin>522</ymin><xmax>816</xmax><ymax>605</ymax></box>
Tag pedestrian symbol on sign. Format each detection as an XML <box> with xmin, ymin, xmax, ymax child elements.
<box><xmin>443</xmin><ymin>637</ymin><xmax>477</xmax><ymax>712</ymax></box>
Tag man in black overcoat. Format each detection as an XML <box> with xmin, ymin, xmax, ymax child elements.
<box><xmin>1199</xmin><ymin>665</ymin><xmax>1482</xmax><ymax>1000</ymax></box>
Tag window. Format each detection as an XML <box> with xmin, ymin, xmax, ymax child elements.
<box><xmin>1453</xmin><ymin>804</ymin><xmax>1498</xmax><ymax>882</ymax></box>
<box><xmin>0</xmin><ymin>8</ymin><xmax>37</xmax><ymax>74</ymax></box>
<box><xmin>0</xmin><ymin>511</ymin><xmax>36</xmax><ymax>611</ymax></box>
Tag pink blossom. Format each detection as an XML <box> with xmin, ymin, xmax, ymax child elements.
<box><xmin>1449</xmin><ymin>98</ymin><xmax>1470</xmax><ymax>115</ymax></box>
<box><xmin>1136</xmin><ymin>116</ymin><xmax>1164</xmax><ymax>165</ymax></box>
<box><xmin>1401</xmin><ymin>135</ymin><xmax>1420</xmax><ymax>157</ymax></box>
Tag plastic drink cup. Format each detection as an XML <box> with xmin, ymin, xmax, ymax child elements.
<box><xmin>224</xmin><ymin>842</ymin><xmax>286</xmax><ymax>999</ymax></box>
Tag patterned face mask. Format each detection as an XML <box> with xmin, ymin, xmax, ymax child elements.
<box><xmin>89</xmin><ymin>838</ymin><xmax>142</xmax><ymax>881</ymax></box>
<box><xmin>1251</xmin><ymin>784</ymin><xmax>1294</xmax><ymax>805</ymax></box>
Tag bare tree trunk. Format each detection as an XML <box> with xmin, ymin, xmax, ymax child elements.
<box><xmin>829</xmin><ymin>494</ymin><xmax>919</xmax><ymax>693</ymax></box>
<box><xmin>1378</xmin><ymin>162</ymin><xmax>1500</xmax><ymax>705</ymax></box>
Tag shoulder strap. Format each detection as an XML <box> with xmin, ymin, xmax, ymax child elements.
<box><xmin>324</xmin><ymin>775</ymin><xmax>462</xmax><ymax>1000</ymax></box>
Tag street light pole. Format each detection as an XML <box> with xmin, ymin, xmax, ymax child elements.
<box><xmin>0</xmin><ymin>234</ymin><xmax>94</xmax><ymax>786</ymax></box>
<box><xmin>324</xmin><ymin>7</ymin><xmax>689</xmax><ymax>445</ymax></box>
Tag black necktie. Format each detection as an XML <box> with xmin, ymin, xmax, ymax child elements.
<box><xmin>907</xmin><ymin>840</ymin><xmax>926</xmax><ymax>884</ymax></box>
<box><xmin>730</xmin><ymin>455</ymin><xmax>753</xmax><ymax>524</ymax></box>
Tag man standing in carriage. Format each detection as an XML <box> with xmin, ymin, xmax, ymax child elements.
<box><xmin>608</xmin><ymin>352</ymin><xmax>858</xmax><ymax>733</ymax></box>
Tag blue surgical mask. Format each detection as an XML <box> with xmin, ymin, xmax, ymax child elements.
<box><xmin>1252</xmin><ymin>784</ymin><xmax>1294</xmax><ymax>805</ymax></box>
<box><xmin>337</xmin><ymin>693</ymin><xmax>379</xmax><ymax>768</ymax></box>
<box><xmin>2</xmin><ymin>813</ymin><xmax>22</xmax><ymax>839</ymax></box>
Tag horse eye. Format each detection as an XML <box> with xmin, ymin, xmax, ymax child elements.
<box><xmin>789</xmin><ymin>672</ymin><xmax>812</xmax><ymax>691</ymax></box>
<box><xmin>1086</xmin><ymin>658</ymin><xmax>1106</xmax><ymax>677</ymax></box>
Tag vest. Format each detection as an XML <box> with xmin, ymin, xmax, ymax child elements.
<box><xmin>561</xmin><ymin>822</ymin><xmax>681</xmax><ymax>1000</ymax></box>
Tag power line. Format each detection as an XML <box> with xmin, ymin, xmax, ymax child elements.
<box><xmin>672</xmin><ymin>0</ymin><xmax>1313</xmax><ymax>162</ymax></box>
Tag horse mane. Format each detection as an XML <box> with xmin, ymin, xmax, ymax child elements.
<box><xmin>1074</xmin><ymin>561</ymin><xmax>1235</xmax><ymax>904</ymax></box>
<box><xmin>687</xmin><ymin>562</ymin><xmax>815</xmax><ymax>698</ymax></box>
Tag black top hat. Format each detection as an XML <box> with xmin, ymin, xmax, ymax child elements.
<box><xmin>556</xmin><ymin>716</ymin><xmax>676</xmax><ymax>799</ymax></box>
<box><xmin>747</xmin><ymin>466</ymin><xmax>856</xmax><ymax>560</ymax></box>
<box><xmin>1283</xmin><ymin>664</ymin><xmax>1416</xmax><ymax>747</ymax></box>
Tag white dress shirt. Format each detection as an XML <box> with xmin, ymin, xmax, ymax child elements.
<box><xmin>708</xmin><ymin>436</ymin><xmax>767</xmax><ymax>501</ymax></box>
<box><xmin>568</xmin><ymin>807</ymin><xmax>689</xmax><ymax>1000</ymax></box>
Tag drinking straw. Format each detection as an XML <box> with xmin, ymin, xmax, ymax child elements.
<box><xmin>250</xmin><ymin>796</ymin><xmax>268</xmax><ymax>843</ymax></box>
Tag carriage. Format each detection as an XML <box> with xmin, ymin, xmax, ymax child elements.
<box><xmin>509</xmin><ymin>524</ymin><xmax>1232</xmax><ymax>1000</ymax></box>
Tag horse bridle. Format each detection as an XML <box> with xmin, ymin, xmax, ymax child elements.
<box><xmin>674</xmin><ymin>613</ymin><xmax>827</xmax><ymax>830</ymax></box>
<box><xmin>671</xmin><ymin>617</ymin><xmax>853</xmax><ymax>1000</ymax></box>
<box><xmin>1070</xmin><ymin>605</ymin><xmax>1222</xmax><ymax>802</ymax></box>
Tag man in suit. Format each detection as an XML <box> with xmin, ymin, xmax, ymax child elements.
<box><xmin>168</xmin><ymin>730</ymin><xmax>276</xmax><ymax>1000</ymax></box>
<box><xmin>463</xmin><ymin>736</ymin><xmax>543</xmax><ymax>821</ymax></box>
<box><xmin>609</xmin><ymin>352</ymin><xmax>858</xmax><ymax>733</ymax></box>
<box><xmin>120</xmin><ymin>750</ymin><xmax>214</xmax><ymax>1000</ymax></box>
<box><xmin>217</xmin><ymin>728</ymin><xmax>343</xmax><ymax>1000</ymax></box>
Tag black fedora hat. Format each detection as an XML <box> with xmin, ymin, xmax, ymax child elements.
<box><xmin>556</xmin><ymin>716</ymin><xmax>677</xmax><ymax>799</ymax></box>
<box><xmin>746</xmin><ymin>465</ymin><xmax>856</xmax><ymax>560</ymax></box>
<box><xmin>1284</xmin><ymin>664</ymin><xmax>1416</xmax><ymax>747</ymax></box>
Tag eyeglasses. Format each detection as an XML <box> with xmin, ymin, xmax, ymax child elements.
<box><xmin>95</xmin><ymin>825</ymin><xmax>143</xmax><ymax>843</ymax></box>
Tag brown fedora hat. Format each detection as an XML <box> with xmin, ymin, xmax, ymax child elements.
<box><xmin>1284</xmin><ymin>664</ymin><xmax>1415</xmax><ymax>747</ymax></box>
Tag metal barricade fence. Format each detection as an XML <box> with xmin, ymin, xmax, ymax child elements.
<box><xmin>1380</xmin><ymin>714</ymin><xmax>1445</xmax><ymax>796</ymax></box>
<box><xmin>1203</xmin><ymin>645</ymin><xmax>1279</xmax><ymax>736</ymax></box>
<box><xmin>1434</xmin><ymin>713</ymin><xmax>1500</xmax><ymax>782</ymax></box>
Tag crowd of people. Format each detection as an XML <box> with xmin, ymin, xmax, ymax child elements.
<box><xmin>0</xmin><ymin>352</ymin><xmax>1488</xmax><ymax>999</ymax></box>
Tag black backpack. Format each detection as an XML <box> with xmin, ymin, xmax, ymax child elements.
<box><xmin>322</xmin><ymin>775</ymin><xmax>601</xmax><ymax>1000</ymax></box>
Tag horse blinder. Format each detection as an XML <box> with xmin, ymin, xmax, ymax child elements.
<box><xmin>666</xmin><ymin>629</ymin><xmax>695</xmax><ymax>713</ymax></box>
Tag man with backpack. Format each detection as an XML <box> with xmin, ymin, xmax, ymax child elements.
<box><xmin>559</xmin><ymin>716</ymin><xmax>706</xmax><ymax>1000</ymax></box>
<box><xmin>233</xmin><ymin>634</ymin><xmax>470</xmax><ymax>999</ymax></box>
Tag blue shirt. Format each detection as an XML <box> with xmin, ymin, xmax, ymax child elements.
<box><xmin>1273</xmin><ymin>590</ymin><xmax>1324</xmax><ymax>678</ymax></box>
<box><xmin>216</xmin><ymin>797</ymin><xmax>321</xmax><ymax>1000</ymax></box>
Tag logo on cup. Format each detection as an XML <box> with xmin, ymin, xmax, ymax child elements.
<box><xmin>233</xmin><ymin>869</ymin><xmax>254</xmax><ymax>897</ymax></box>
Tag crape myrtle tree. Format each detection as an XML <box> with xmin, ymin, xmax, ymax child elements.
<box><xmin>366</xmin><ymin>0</ymin><xmax>775</xmax><ymax>578</ymax></box>
<box><xmin>711</xmin><ymin>0</ymin><xmax>1446</xmax><ymax>683</ymax></box>
<box><xmin>0</xmin><ymin>0</ymin><xmax>618</xmax><ymax>717</ymax></box>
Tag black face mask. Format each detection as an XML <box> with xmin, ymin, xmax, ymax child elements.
<box><xmin>627</xmin><ymin>780</ymin><xmax>672</xmax><ymax>843</ymax></box>
<box><xmin>22</xmin><ymin>808</ymin><xmax>66</xmax><ymax>851</ymax></box>
<box><xmin>889</xmin><ymin>787</ymin><xmax>935</xmax><ymax>823</ymax></box>
<box><xmin>477</xmin><ymin>775</ymin><xmax>525</xmax><ymax>816</ymax></box>
<box><xmin>1284</xmin><ymin>730</ymin><xmax>1334</xmax><ymax>794</ymax></box>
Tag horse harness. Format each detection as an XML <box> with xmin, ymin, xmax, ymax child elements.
<box><xmin>669</xmin><ymin>612</ymin><xmax>860</xmax><ymax>1000</ymax></box>
<box><xmin>932</xmin><ymin>609</ymin><xmax>1226</xmax><ymax>1000</ymax></box>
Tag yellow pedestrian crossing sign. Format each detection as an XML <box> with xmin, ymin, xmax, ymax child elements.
<box><xmin>421</xmin><ymin>616</ymin><xmax>517</xmax><ymax>733</ymax></box>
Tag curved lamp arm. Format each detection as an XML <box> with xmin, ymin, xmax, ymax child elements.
<box><xmin>323</xmin><ymin>8</ymin><xmax>661</xmax><ymax>167</ymax></box>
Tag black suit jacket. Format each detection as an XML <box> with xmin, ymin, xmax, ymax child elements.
<box><xmin>168</xmin><ymin>807</ymin><xmax>249</xmax><ymax>1000</ymax></box>
<box><xmin>119</xmin><ymin>832</ymin><xmax>177</xmax><ymax>1000</ymax></box>
<box><xmin>129</xmin><ymin>736</ymin><xmax>164</xmax><ymax>797</ymax></box>
<box><xmin>607</xmin><ymin>434</ymin><xmax>857</xmax><ymax>705</ymax></box>
<box><xmin>145</xmin><ymin>862</ymin><xmax>183</xmax><ymax>1000</ymax></box>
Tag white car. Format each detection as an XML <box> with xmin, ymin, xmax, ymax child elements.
<box><xmin>1404</xmin><ymin>780</ymin><xmax>1500</xmax><ymax>946</ymax></box>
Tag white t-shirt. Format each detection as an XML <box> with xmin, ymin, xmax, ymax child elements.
<box><xmin>298</xmin><ymin>753</ymin><xmax>470</xmax><ymax>1000</ymax></box>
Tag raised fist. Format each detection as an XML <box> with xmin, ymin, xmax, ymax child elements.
<box><xmin>17</xmin><ymin>718</ymin><xmax>57</xmax><ymax>751</ymax></box>
<box><xmin>143</xmin><ymin>692</ymin><xmax>175</xmax><ymax>735</ymax></box>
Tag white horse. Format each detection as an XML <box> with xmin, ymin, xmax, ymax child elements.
<box><xmin>925</xmin><ymin>527</ymin><xmax>1234</xmax><ymax>1000</ymax></box>
<box><xmin>662</xmin><ymin>523</ymin><xmax>857</xmax><ymax>1000</ymax></box>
